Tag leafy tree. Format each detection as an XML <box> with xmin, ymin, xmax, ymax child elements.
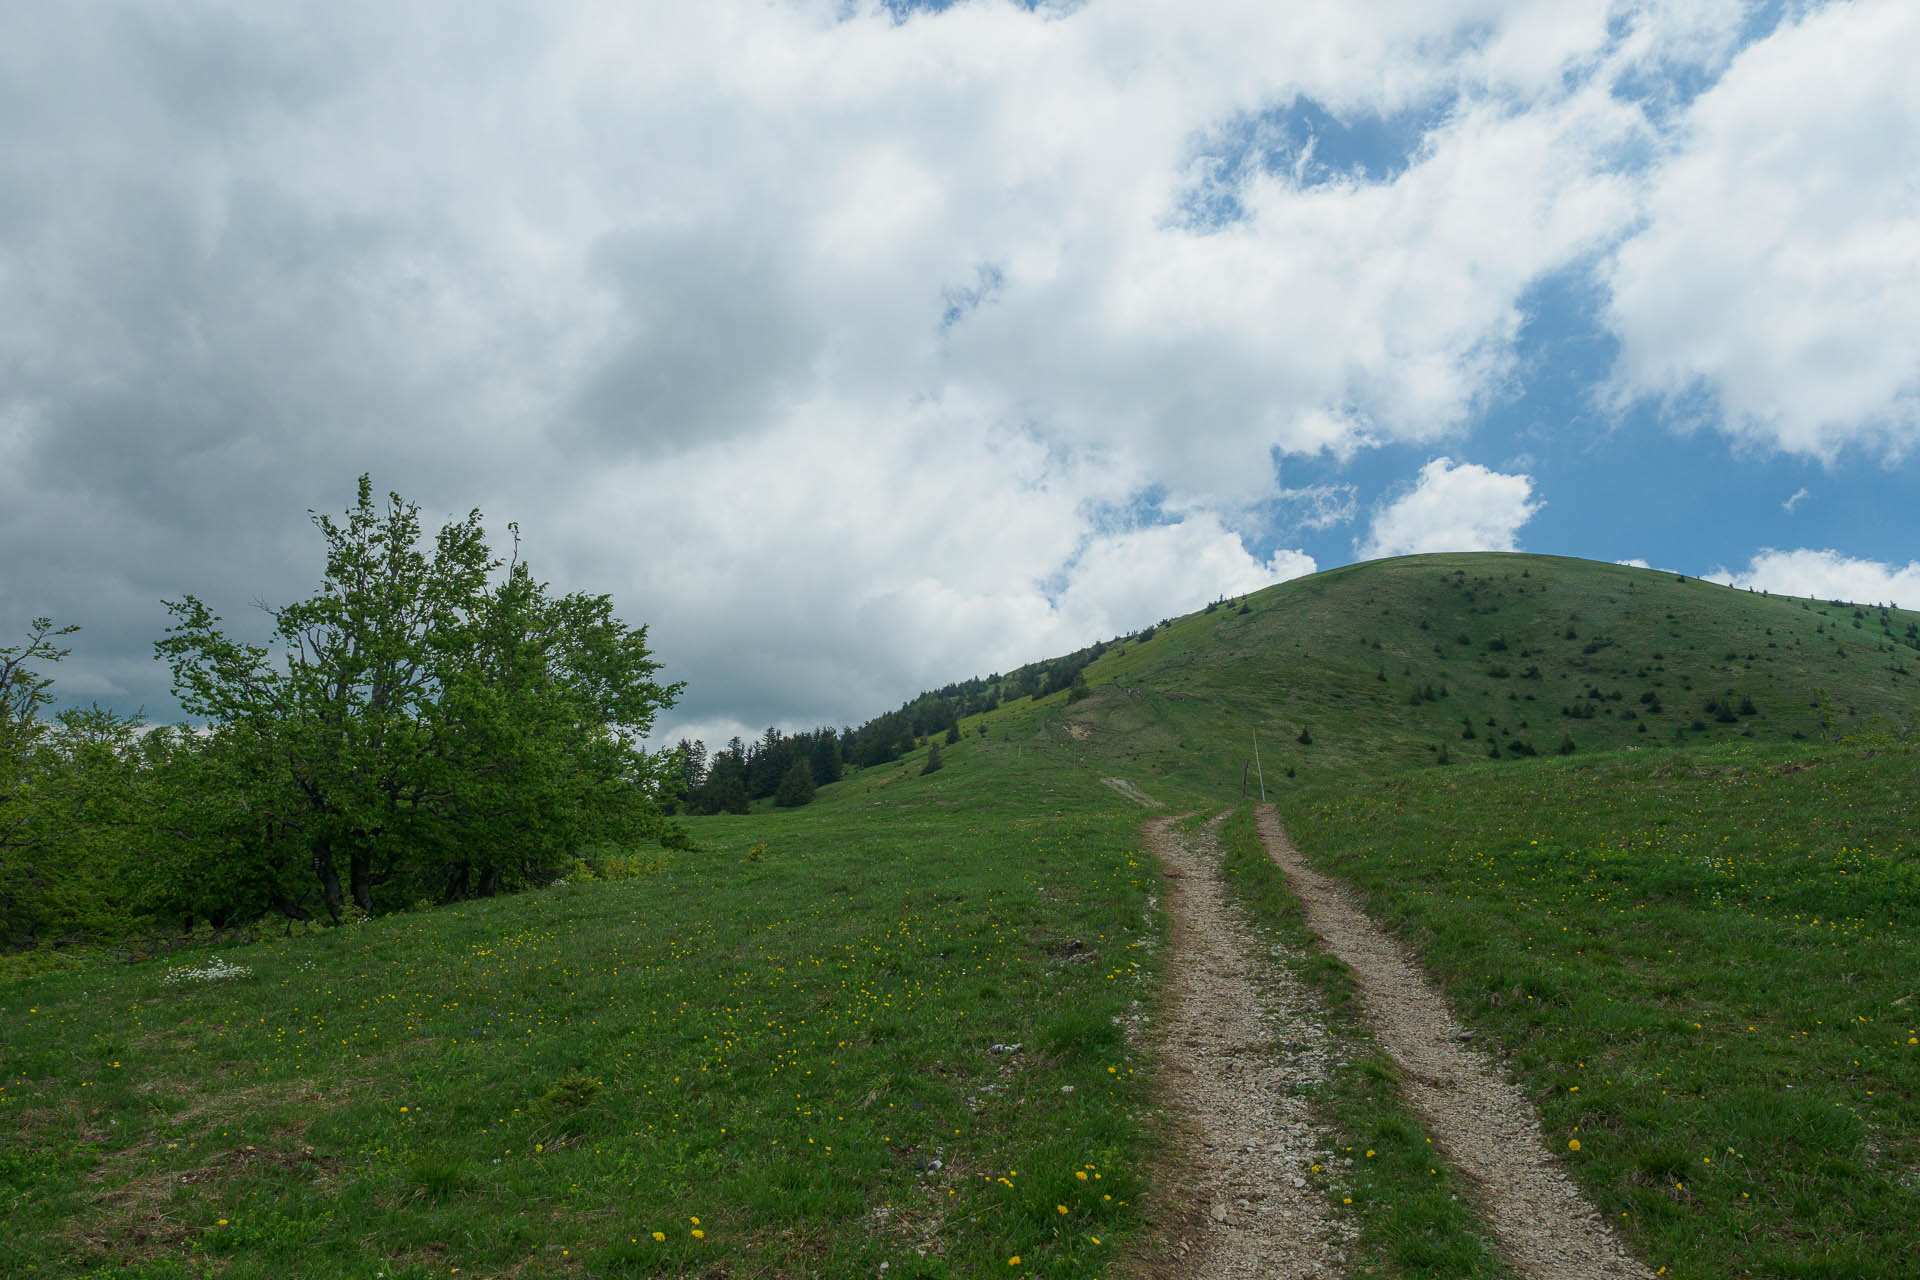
<box><xmin>921</xmin><ymin>738</ymin><xmax>943</xmax><ymax>775</ymax></box>
<box><xmin>774</xmin><ymin>758</ymin><xmax>815</xmax><ymax>808</ymax></box>
<box><xmin>945</xmin><ymin>721</ymin><xmax>962</xmax><ymax>744</ymax></box>
<box><xmin>1</xmin><ymin>620</ymin><xmax>80</xmax><ymax>943</ymax></box>
<box><xmin>155</xmin><ymin>478</ymin><xmax>682</xmax><ymax>920</ymax></box>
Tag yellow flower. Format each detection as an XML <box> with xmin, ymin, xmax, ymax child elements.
<box><xmin>217</xmin><ymin>1219</ymin><xmax>229</xmax><ymax>1226</ymax></box>
<box><xmin>1009</xmin><ymin>1256</ymin><xmax>1022</xmax><ymax>1266</ymax></box>
<box><xmin>651</xmin><ymin>1232</ymin><xmax>665</xmax><ymax>1242</ymax></box>
<box><xmin>1568</xmin><ymin>1139</ymin><xmax>1581</xmax><ymax>1151</ymax></box>
<box><xmin>1056</xmin><ymin>1204</ymin><xmax>1068</xmax><ymax>1215</ymax></box>
<box><xmin>1075</xmin><ymin>1170</ymin><xmax>1088</xmax><ymax>1181</ymax></box>
<box><xmin>692</xmin><ymin>1229</ymin><xmax>704</xmax><ymax>1239</ymax></box>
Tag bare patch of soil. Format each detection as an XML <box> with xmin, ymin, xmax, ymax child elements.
<box><xmin>1255</xmin><ymin>805</ymin><xmax>1653</xmax><ymax>1280</ymax></box>
<box><xmin>1136</xmin><ymin>813</ymin><xmax>1351</xmax><ymax>1278</ymax></box>
<box><xmin>1102</xmin><ymin>777</ymin><xmax>1163</xmax><ymax>807</ymax></box>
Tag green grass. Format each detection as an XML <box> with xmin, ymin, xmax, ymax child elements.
<box><xmin>0</xmin><ymin>730</ymin><xmax>1160</xmax><ymax>1278</ymax></box>
<box><xmin>1279</xmin><ymin>736</ymin><xmax>1920</xmax><ymax>1278</ymax></box>
<box><xmin>11</xmin><ymin>550</ymin><xmax>1920</xmax><ymax>1278</ymax></box>
<box><xmin>1051</xmin><ymin>553</ymin><xmax>1920</xmax><ymax>793</ymax></box>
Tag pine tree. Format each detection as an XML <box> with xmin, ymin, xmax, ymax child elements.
<box><xmin>921</xmin><ymin>738</ymin><xmax>944</xmax><ymax>775</ymax></box>
<box><xmin>774</xmin><ymin>758</ymin><xmax>815</xmax><ymax>808</ymax></box>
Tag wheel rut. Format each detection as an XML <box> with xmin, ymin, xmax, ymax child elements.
<box><xmin>1253</xmin><ymin>804</ymin><xmax>1653</xmax><ymax>1280</ymax></box>
<box><xmin>1139</xmin><ymin>813</ymin><xmax>1351</xmax><ymax>1279</ymax></box>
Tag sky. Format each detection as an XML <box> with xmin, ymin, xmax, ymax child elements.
<box><xmin>3</xmin><ymin>0</ymin><xmax>1918</xmax><ymax>749</ymax></box>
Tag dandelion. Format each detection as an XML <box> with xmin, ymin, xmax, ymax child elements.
<box><xmin>1057</xmin><ymin>1204</ymin><xmax>1068</xmax><ymax>1215</ymax></box>
<box><xmin>1568</xmin><ymin>1139</ymin><xmax>1581</xmax><ymax>1151</ymax></box>
<box><xmin>1009</xmin><ymin>1256</ymin><xmax>1021</xmax><ymax>1266</ymax></box>
<box><xmin>1076</xmin><ymin>1170</ymin><xmax>1088</xmax><ymax>1181</ymax></box>
<box><xmin>651</xmin><ymin>1232</ymin><xmax>665</xmax><ymax>1242</ymax></box>
<box><xmin>692</xmin><ymin>1229</ymin><xmax>704</xmax><ymax>1239</ymax></box>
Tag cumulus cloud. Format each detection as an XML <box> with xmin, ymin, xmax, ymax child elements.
<box><xmin>1055</xmin><ymin>517</ymin><xmax>1316</xmax><ymax>640</ymax></box>
<box><xmin>2</xmin><ymin>0</ymin><xmax>1855</xmax><ymax>740</ymax></box>
<box><xmin>1358</xmin><ymin>458</ymin><xmax>1541</xmax><ymax>559</ymax></box>
<box><xmin>1707</xmin><ymin>549</ymin><xmax>1920</xmax><ymax>608</ymax></box>
<box><xmin>1602</xmin><ymin>0</ymin><xmax>1920</xmax><ymax>459</ymax></box>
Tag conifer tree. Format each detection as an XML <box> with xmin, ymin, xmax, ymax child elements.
<box><xmin>774</xmin><ymin>758</ymin><xmax>815</xmax><ymax>807</ymax></box>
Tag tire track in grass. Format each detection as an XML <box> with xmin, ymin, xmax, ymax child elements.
<box><xmin>1139</xmin><ymin>812</ymin><xmax>1352</xmax><ymax>1278</ymax></box>
<box><xmin>1255</xmin><ymin>805</ymin><xmax>1652</xmax><ymax>1280</ymax></box>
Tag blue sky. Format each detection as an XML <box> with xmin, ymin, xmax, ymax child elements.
<box><xmin>2</xmin><ymin>0</ymin><xmax>1916</xmax><ymax>746</ymax></box>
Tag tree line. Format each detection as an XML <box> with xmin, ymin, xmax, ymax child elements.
<box><xmin>663</xmin><ymin>634</ymin><xmax>1130</xmax><ymax>815</ymax></box>
<box><xmin>0</xmin><ymin>479</ymin><xmax>683</xmax><ymax>950</ymax></box>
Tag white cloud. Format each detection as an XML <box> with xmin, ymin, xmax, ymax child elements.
<box><xmin>1359</xmin><ymin>458</ymin><xmax>1541</xmax><ymax>559</ymax></box>
<box><xmin>1708</xmin><ymin>549</ymin><xmax>1920</xmax><ymax>608</ymax></box>
<box><xmin>1782</xmin><ymin>487</ymin><xmax>1810</xmax><ymax>514</ymax></box>
<box><xmin>1602</xmin><ymin>0</ymin><xmax>1920</xmax><ymax>459</ymax></box>
<box><xmin>1615</xmin><ymin>558</ymin><xmax>1651</xmax><ymax>569</ymax></box>
<box><xmin>0</xmin><ymin>0</ymin><xmax>1817</xmax><ymax>737</ymax></box>
<box><xmin>1055</xmin><ymin>517</ymin><xmax>1316</xmax><ymax>639</ymax></box>
<box><xmin>1278</xmin><ymin>483</ymin><xmax>1360</xmax><ymax>531</ymax></box>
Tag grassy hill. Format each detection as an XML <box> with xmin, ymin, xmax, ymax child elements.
<box><xmin>1041</xmin><ymin>552</ymin><xmax>1920</xmax><ymax>795</ymax></box>
<box><xmin>5</xmin><ymin>552</ymin><xmax>1918</xmax><ymax>1278</ymax></box>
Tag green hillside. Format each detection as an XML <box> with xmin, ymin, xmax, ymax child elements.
<box><xmin>1043</xmin><ymin>552</ymin><xmax>1920</xmax><ymax>795</ymax></box>
<box><xmin>6</xmin><ymin>552</ymin><xmax>1917</xmax><ymax>1278</ymax></box>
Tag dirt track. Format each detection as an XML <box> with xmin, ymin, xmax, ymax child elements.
<box><xmin>1139</xmin><ymin>813</ymin><xmax>1350</xmax><ymax>1278</ymax></box>
<box><xmin>1252</xmin><ymin>805</ymin><xmax>1652</xmax><ymax>1280</ymax></box>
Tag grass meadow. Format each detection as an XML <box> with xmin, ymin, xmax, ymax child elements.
<box><xmin>1279</xmin><ymin>737</ymin><xmax>1920</xmax><ymax>1278</ymax></box>
<box><xmin>8</xmin><ymin>553</ymin><xmax>1920</xmax><ymax>1279</ymax></box>
<box><xmin>1</xmin><ymin>726</ymin><xmax>1161</xmax><ymax>1279</ymax></box>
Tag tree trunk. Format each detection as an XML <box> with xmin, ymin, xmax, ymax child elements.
<box><xmin>273</xmin><ymin>895</ymin><xmax>314</xmax><ymax>923</ymax></box>
<box><xmin>441</xmin><ymin>860</ymin><xmax>470</xmax><ymax>904</ymax></box>
<box><xmin>313</xmin><ymin>838</ymin><xmax>345</xmax><ymax>923</ymax></box>
<box><xmin>478</xmin><ymin>865</ymin><xmax>503</xmax><ymax>897</ymax></box>
<box><xmin>350</xmin><ymin>850</ymin><xmax>373</xmax><ymax>913</ymax></box>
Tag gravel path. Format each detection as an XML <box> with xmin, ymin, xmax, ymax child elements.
<box><xmin>1254</xmin><ymin>805</ymin><xmax>1653</xmax><ymax>1280</ymax></box>
<box><xmin>1139</xmin><ymin>813</ymin><xmax>1351</xmax><ymax>1279</ymax></box>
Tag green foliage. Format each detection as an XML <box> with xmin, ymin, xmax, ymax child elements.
<box><xmin>774</xmin><ymin>758</ymin><xmax>815</xmax><ymax>808</ymax></box>
<box><xmin>149</xmin><ymin>477</ymin><xmax>682</xmax><ymax>926</ymax></box>
<box><xmin>920</xmin><ymin>738</ymin><xmax>943</xmax><ymax>775</ymax></box>
<box><xmin>537</xmin><ymin>1071</ymin><xmax>603</xmax><ymax>1116</ymax></box>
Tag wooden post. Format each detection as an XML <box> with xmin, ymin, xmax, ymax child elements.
<box><xmin>1252</xmin><ymin>731</ymin><xmax>1266</xmax><ymax>801</ymax></box>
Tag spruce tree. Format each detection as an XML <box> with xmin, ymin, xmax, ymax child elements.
<box><xmin>921</xmin><ymin>738</ymin><xmax>944</xmax><ymax>775</ymax></box>
<box><xmin>774</xmin><ymin>758</ymin><xmax>815</xmax><ymax>807</ymax></box>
